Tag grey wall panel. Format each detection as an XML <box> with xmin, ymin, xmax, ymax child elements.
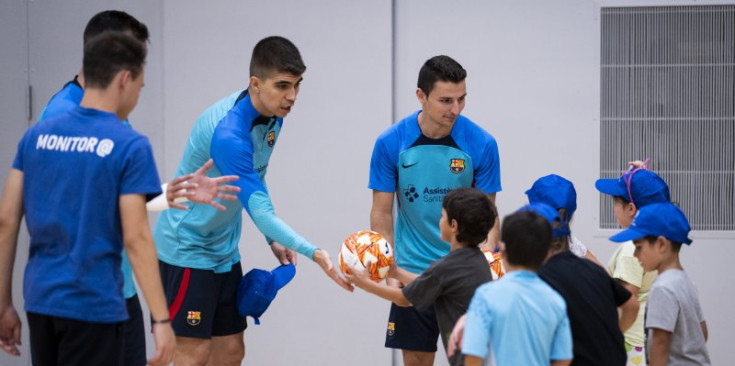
<box><xmin>26</xmin><ymin>1</ymin><xmax>165</xmax><ymax>174</ymax></box>
<box><xmin>395</xmin><ymin>0</ymin><xmax>601</xmax><ymax>233</ymax></box>
<box><xmin>0</xmin><ymin>0</ymin><xmax>30</xmax><ymax>364</ymax></box>
<box><xmin>162</xmin><ymin>1</ymin><xmax>393</xmax><ymax>365</ymax></box>
<box><xmin>0</xmin><ymin>0</ymin><xmax>30</xmax><ymax>177</ymax></box>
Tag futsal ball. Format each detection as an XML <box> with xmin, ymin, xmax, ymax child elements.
<box><xmin>482</xmin><ymin>249</ymin><xmax>506</xmax><ymax>281</ymax></box>
<box><xmin>339</xmin><ymin>230</ymin><xmax>395</xmax><ymax>282</ymax></box>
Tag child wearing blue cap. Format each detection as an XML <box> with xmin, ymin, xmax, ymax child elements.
<box><xmin>526</xmin><ymin>174</ymin><xmax>602</xmax><ymax>266</ymax></box>
<box><xmin>596</xmin><ymin>165</ymin><xmax>670</xmax><ymax>365</ymax></box>
<box><xmin>610</xmin><ymin>202</ymin><xmax>710</xmax><ymax>365</ymax></box>
<box><xmin>524</xmin><ymin>176</ymin><xmax>639</xmax><ymax>365</ymax></box>
<box><xmin>347</xmin><ymin>187</ymin><xmax>494</xmax><ymax>366</ymax></box>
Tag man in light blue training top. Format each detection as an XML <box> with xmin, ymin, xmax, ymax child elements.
<box><xmin>153</xmin><ymin>36</ymin><xmax>353</xmax><ymax>366</ymax></box>
<box><xmin>369</xmin><ymin>55</ymin><xmax>501</xmax><ymax>366</ymax></box>
<box><xmin>37</xmin><ymin>10</ymin><xmax>239</xmax><ymax>366</ymax></box>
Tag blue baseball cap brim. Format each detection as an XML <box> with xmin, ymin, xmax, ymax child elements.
<box><xmin>272</xmin><ymin>263</ymin><xmax>296</xmax><ymax>289</ymax></box>
<box><xmin>609</xmin><ymin>227</ymin><xmax>648</xmax><ymax>243</ymax></box>
<box><xmin>608</xmin><ymin>202</ymin><xmax>692</xmax><ymax>245</ymax></box>
<box><xmin>595</xmin><ymin>178</ymin><xmax>628</xmax><ymax>200</ymax></box>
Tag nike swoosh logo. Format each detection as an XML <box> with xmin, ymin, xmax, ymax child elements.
<box><xmin>402</xmin><ymin>162</ymin><xmax>418</xmax><ymax>169</ymax></box>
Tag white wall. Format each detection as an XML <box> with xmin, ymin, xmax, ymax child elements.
<box><xmin>2</xmin><ymin>1</ymin><xmax>733</xmax><ymax>365</ymax></box>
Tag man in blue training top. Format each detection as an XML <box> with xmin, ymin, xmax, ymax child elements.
<box><xmin>36</xmin><ymin>10</ymin><xmax>240</xmax><ymax>366</ymax></box>
<box><xmin>0</xmin><ymin>31</ymin><xmax>174</xmax><ymax>366</ymax></box>
<box><xmin>369</xmin><ymin>55</ymin><xmax>502</xmax><ymax>366</ymax></box>
<box><xmin>153</xmin><ymin>36</ymin><xmax>353</xmax><ymax>365</ymax></box>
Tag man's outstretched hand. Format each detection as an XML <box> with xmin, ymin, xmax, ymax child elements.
<box><xmin>313</xmin><ymin>249</ymin><xmax>353</xmax><ymax>292</ymax></box>
<box><xmin>167</xmin><ymin>159</ymin><xmax>241</xmax><ymax>210</ymax></box>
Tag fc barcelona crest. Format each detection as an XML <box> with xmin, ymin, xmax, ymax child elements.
<box><xmin>267</xmin><ymin>131</ymin><xmax>276</xmax><ymax>147</ymax></box>
<box><xmin>449</xmin><ymin>159</ymin><xmax>465</xmax><ymax>174</ymax></box>
<box><xmin>187</xmin><ymin>311</ymin><xmax>201</xmax><ymax>326</ymax></box>
<box><xmin>387</xmin><ymin>322</ymin><xmax>395</xmax><ymax>337</ymax></box>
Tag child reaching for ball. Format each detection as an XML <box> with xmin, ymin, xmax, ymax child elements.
<box><xmin>346</xmin><ymin>187</ymin><xmax>494</xmax><ymax>366</ymax></box>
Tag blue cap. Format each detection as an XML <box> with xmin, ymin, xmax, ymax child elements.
<box><xmin>237</xmin><ymin>264</ymin><xmax>296</xmax><ymax>325</ymax></box>
<box><xmin>525</xmin><ymin>174</ymin><xmax>576</xmax><ymax>237</ymax></box>
<box><xmin>595</xmin><ymin>169</ymin><xmax>670</xmax><ymax>208</ymax></box>
<box><xmin>609</xmin><ymin>202</ymin><xmax>692</xmax><ymax>245</ymax></box>
<box><xmin>517</xmin><ymin>203</ymin><xmax>561</xmax><ymax>235</ymax></box>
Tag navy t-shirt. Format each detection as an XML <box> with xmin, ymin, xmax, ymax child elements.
<box><xmin>13</xmin><ymin>106</ymin><xmax>162</xmax><ymax>323</ymax></box>
<box><xmin>539</xmin><ymin>251</ymin><xmax>631</xmax><ymax>366</ymax></box>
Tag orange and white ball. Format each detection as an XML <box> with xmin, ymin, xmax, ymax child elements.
<box><xmin>339</xmin><ymin>230</ymin><xmax>394</xmax><ymax>282</ymax></box>
<box><xmin>482</xmin><ymin>249</ymin><xmax>505</xmax><ymax>281</ymax></box>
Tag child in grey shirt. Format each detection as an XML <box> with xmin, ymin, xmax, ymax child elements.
<box><xmin>610</xmin><ymin>202</ymin><xmax>710</xmax><ymax>366</ymax></box>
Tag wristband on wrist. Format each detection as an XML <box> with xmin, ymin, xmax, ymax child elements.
<box><xmin>152</xmin><ymin>318</ymin><xmax>170</xmax><ymax>325</ymax></box>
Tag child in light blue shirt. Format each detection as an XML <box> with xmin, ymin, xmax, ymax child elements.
<box><xmin>461</xmin><ymin>208</ymin><xmax>573</xmax><ymax>366</ymax></box>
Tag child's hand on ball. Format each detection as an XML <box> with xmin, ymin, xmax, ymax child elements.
<box><xmin>344</xmin><ymin>266</ymin><xmax>371</xmax><ymax>289</ymax></box>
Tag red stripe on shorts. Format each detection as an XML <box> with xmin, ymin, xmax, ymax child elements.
<box><xmin>169</xmin><ymin>267</ymin><xmax>191</xmax><ymax>321</ymax></box>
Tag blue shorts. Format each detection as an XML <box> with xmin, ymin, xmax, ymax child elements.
<box><xmin>159</xmin><ymin>260</ymin><xmax>247</xmax><ymax>339</ymax></box>
<box><xmin>385</xmin><ymin>303</ymin><xmax>439</xmax><ymax>352</ymax></box>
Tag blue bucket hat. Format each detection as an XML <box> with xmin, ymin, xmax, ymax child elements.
<box><xmin>525</xmin><ymin>174</ymin><xmax>576</xmax><ymax>237</ymax></box>
<box><xmin>517</xmin><ymin>203</ymin><xmax>561</xmax><ymax>234</ymax></box>
<box><xmin>595</xmin><ymin>169</ymin><xmax>670</xmax><ymax>208</ymax></box>
<box><xmin>609</xmin><ymin>202</ymin><xmax>692</xmax><ymax>245</ymax></box>
<box><xmin>237</xmin><ymin>264</ymin><xmax>296</xmax><ymax>325</ymax></box>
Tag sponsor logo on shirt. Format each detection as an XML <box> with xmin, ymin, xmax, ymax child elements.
<box><xmin>267</xmin><ymin>131</ymin><xmax>276</xmax><ymax>147</ymax></box>
<box><xmin>423</xmin><ymin>186</ymin><xmax>452</xmax><ymax>203</ymax></box>
<box><xmin>449</xmin><ymin>159</ymin><xmax>465</xmax><ymax>174</ymax></box>
<box><xmin>35</xmin><ymin>134</ymin><xmax>114</xmax><ymax>158</ymax></box>
<box><xmin>403</xmin><ymin>185</ymin><xmax>419</xmax><ymax>202</ymax></box>
<box><xmin>402</xmin><ymin>184</ymin><xmax>453</xmax><ymax>203</ymax></box>
<box><xmin>187</xmin><ymin>311</ymin><xmax>201</xmax><ymax>326</ymax></box>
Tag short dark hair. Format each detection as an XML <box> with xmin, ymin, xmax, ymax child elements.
<box><xmin>642</xmin><ymin>235</ymin><xmax>682</xmax><ymax>253</ymax></box>
<box><xmin>613</xmin><ymin>196</ymin><xmax>631</xmax><ymax>205</ymax></box>
<box><xmin>84</xmin><ymin>10</ymin><xmax>149</xmax><ymax>44</ymax></box>
<box><xmin>442</xmin><ymin>188</ymin><xmax>496</xmax><ymax>246</ymax></box>
<box><xmin>501</xmin><ymin>211</ymin><xmax>552</xmax><ymax>269</ymax></box>
<box><xmin>417</xmin><ymin>55</ymin><xmax>467</xmax><ymax>96</ymax></box>
<box><xmin>250</xmin><ymin>36</ymin><xmax>306</xmax><ymax>79</ymax></box>
<box><xmin>83</xmin><ymin>31</ymin><xmax>146</xmax><ymax>89</ymax></box>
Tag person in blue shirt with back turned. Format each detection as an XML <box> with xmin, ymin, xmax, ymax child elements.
<box><xmin>369</xmin><ymin>55</ymin><xmax>501</xmax><ymax>366</ymax></box>
<box><xmin>0</xmin><ymin>31</ymin><xmax>175</xmax><ymax>366</ymax></box>
<box><xmin>153</xmin><ymin>35</ymin><xmax>353</xmax><ymax>366</ymax></box>
<box><xmin>36</xmin><ymin>10</ymin><xmax>240</xmax><ymax>366</ymax></box>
